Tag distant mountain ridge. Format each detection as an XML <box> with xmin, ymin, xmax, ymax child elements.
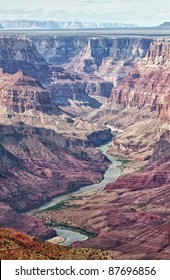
<box><xmin>0</xmin><ymin>20</ymin><xmax>137</xmax><ymax>30</ymax></box>
<box><xmin>158</xmin><ymin>22</ymin><xmax>170</xmax><ymax>28</ymax></box>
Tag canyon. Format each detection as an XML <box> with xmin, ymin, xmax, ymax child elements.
<box><xmin>0</xmin><ymin>30</ymin><xmax>169</xmax><ymax>259</ymax></box>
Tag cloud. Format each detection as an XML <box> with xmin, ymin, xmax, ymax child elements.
<box><xmin>0</xmin><ymin>7</ymin><xmax>69</xmax><ymax>20</ymax></box>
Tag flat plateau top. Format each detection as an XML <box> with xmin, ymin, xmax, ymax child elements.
<box><xmin>0</xmin><ymin>27</ymin><xmax>170</xmax><ymax>38</ymax></box>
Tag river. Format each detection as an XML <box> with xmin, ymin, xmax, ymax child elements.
<box><xmin>28</xmin><ymin>140</ymin><xmax>122</xmax><ymax>245</ymax></box>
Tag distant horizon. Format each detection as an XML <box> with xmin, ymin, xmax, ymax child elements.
<box><xmin>0</xmin><ymin>18</ymin><xmax>169</xmax><ymax>28</ymax></box>
<box><xmin>0</xmin><ymin>0</ymin><xmax>169</xmax><ymax>27</ymax></box>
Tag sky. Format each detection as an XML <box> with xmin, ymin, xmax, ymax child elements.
<box><xmin>0</xmin><ymin>0</ymin><xmax>169</xmax><ymax>26</ymax></box>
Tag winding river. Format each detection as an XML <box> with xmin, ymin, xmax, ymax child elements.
<box><xmin>28</xmin><ymin>140</ymin><xmax>122</xmax><ymax>245</ymax></box>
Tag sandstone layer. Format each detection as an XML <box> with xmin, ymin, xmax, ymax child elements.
<box><xmin>0</xmin><ymin>123</ymin><xmax>109</xmax><ymax>212</ymax></box>
<box><xmin>0</xmin><ymin>204</ymin><xmax>55</xmax><ymax>239</ymax></box>
<box><xmin>37</xmin><ymin>131</ymin><xmax>170</xmax><ymax>259</ymax></box>
<box><xmin>0</xmin><ymin>69</ymin><xmax>54</xmax><ymax>113</ymax></box>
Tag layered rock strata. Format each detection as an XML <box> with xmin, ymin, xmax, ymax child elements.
<box><xmin>0</xmin><ymin>124</ymin><xmax>109</xmax><ymax>212</ymax></box>
<box><xmin>37</xmin><ymin>132</ymin><xmax>170</xmax><ymax>259</ymax></box>
<box><xmin>0</xmin><ymin>204</ymin><xmax>55</xmax><ymax>239</ymax></box>
<box><xmin>0</xmin><ymin>70</ymin><xmax>54</xmax><ymax>113</ymax></box>
<box><xmin>0</xmin><ymin>34</ymin><xmax>169</xmax><ymax>253</ymax></box>
<box><xmin>111</xmin><ymin>41</ymin><xmax>170</xmax><ymax>122</ymax></box>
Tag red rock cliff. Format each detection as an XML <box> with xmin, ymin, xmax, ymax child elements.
<box><xmin>0</xmin><ymin>70</ymin><xmax>53</xmax><ymax>113</ymax></box>
<box><xmin>111</xmin><ymin>41</ymin><xmax>170</xmax><ymax>122</ymax></box>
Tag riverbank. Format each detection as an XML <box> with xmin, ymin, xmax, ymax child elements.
<box><xmin>47</xmin><ymin>235</ymin><xmax>66</xmax><ymax>245</ymax></box>
<box><xmin>31</xmin><ymin>139</ymin><xmax>124</xmax><ymax>245</ymax></box>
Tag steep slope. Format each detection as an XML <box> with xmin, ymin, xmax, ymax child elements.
<box><xmin>0</xmin><ymin>34</ymin><xmax>169</xmax><ymax>258</ymax></box>
<box><xmin>0</xmin><ymin>228</ymin><xmax>111</xmax><ymax>260</ymax></box>
<box><xmin>31</xmin><ymin>36</ymin><xmax>153</xmax><ymax>114</ymax></box>
<box><xmin>83</xmin><ymin>40</ymin><xmax>170</xmax><ymax>162</ymax></box>
<box><xmin>0</xmin><ymin>37</ymin><xmax>52</xmax><ymax>84</ymax></box>
<box><xmin>0</xmin><ymin>68</ymin><xmax>111</xmax><ymax>239</ymax></box>
<box><xmin>0</xmin><ymin>69</ymin><xmax>55</xmax><ymax>113</ymax></box>
<box><xmin>64</xmin><ymin>38</ymin><xmax>151</xmax><ymax>84</ymax></box>
<box><xmin>34</xmin><ymin>39</ymin><xmax>170</xmax><ymax>259</ymax></box>
<box><xmin>0</xmin><ymin>204</ymin><xmax>55</xmax><ymax>239</ymax></box>
<box><xmin>0</xmin><ymin>123</ymin><xmax>108</xmax><ymax>211</ymax></box>
<box><xmin>0</xmin><ymin>122</ymin><xmax>109</xmax><ymax>237</ymax></box>
<box><xmin>37</xmin><ymin>131</ymin><xmax>170</xmax><ymax>259</ymax></box>
<box><xmin>111</xmin><ymin>41</ymin><xmax>170</xmax><ymax>121</ymax></box>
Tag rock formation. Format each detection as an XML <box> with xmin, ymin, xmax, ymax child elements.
<box><xmin>111</xmin><ymin>41</ymin><xmax>170</xmax><ymax>121</ymax></box>
<box><xmin>0</xmin><ymin>70</ymin><xmax>54</xmax><ymax>113</ymax></box>
<box><xmin>0</xmin><ymin>123</ymin><xmax>109</xmax><ymax>213</ymax></box>
<box><xmin>0</xmin><ymin>36</ymin><xmax>53</xmax><ymax>85</ymax></box>
<box><xmin>38</xmin><ymin>131</ymin><xmax>170</xmax><ymax>259</ymax></box>
<box><xmin>0</xmin><ymin>228</ymin><xmax>111</xmax><ymax>260</ymax></box>
<box><xmin>0</xmin><ymin>33</ymin><xmax>169</xmax><ymax>258</ymax></box>
<box><xmin>0</xmin><ymin>204</ymin><xmax>55</xmax><ymax>239</ymax></box>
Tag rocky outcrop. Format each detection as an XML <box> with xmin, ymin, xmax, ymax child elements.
<box><xmin>50</xmin><ymin>81</ymin><xmax>101</xmax><ymax>109</ymax></box>
<box><xmin>150</xmin><ymin>130</ymin><xmax>170</xmax><ymax>162</ymax></box>
<box><xmin>0</xmin><ymin>227</ymin><xmax>111</xmax><ymax>260</ymax></box>
<box><xmin>0</xmin><ymin>37</ymin><xmax>45</xmax><ymax>65</ymax></box>
<box><xmin>88</xmin><ymin>128</ymin><xmax>112</xmax><ymax>146</ymax></box>
<box><xmin>40</xmin><ymin>132</ymin><xmax>170</xmax><ymax>259</ymax></box>
<box><xmin>0</xmin><ymin>204</ymin><xmax>55</xmax><ymax>239</ymax></box>
<box><xmin>64</xmin><ymin>38</ymin><xmax>152</xmax><ymax>83</ymax></box>
<box><xmin>0</xmin><ymin>70</ymin><xmax>54</xmax><ymax>113</ymax></box>
<box><xmin>111</xmin><ymin>69</ymin><xmax>170</xmax><ymax>121</ymax></box>
<box><xmin>0</xmin><ymin>123</ymin><xmax>109</xmax><ymax>213</ymax></box>
<box><xmin>0</xmin><ymin>36</ymin><xmax>54</xmax><ymax>84</ymax></box>
<box><xmin>30</xmin><ymin>37</ymin><xmax>151</xmax><ymax>81</ymax></box>
<box><xmin>50</xmin><ymin>80</ymin><xmax>113</xmax><ymax>114</ymax></box>
<box><xmin>111</xmin><ymin>41</ymin><xmax>170</xmax><ymax>122</ymax></box>
<box><xmin>32</xmin><ymin>36</ymin><xmax>88</xmax><ymax>65</ymax></box>
<box><xmin>0</xmin><ymin>36</ymin><xmax>159</xmax><ymax>111</ymax></box>
<box><xmin>143</xmin><ymin>41</ymin><xmax>170</xmax><ymax>67</ymax></box>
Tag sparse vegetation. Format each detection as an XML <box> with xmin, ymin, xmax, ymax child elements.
<box><xmin>48</xmin><ymin>223</ymin><xmax>96</xmax><ymax>239</ymax></box>
<box><xmin>0</xmin><ymin>228</ymin><xmax>111</xmax><ymax>260</ymax></box>
<box><xmin>39</xmin><ymin>201</ymin><xmax>81</xmax><ymax>212</ymax></box>
<box><xmin>118</xmin><ymin>158</ymin><xmax>131</xmax><ymax>165</ymax></box>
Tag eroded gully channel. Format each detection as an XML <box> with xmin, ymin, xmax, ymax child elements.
<box><xmin>28</xmin><ymin>139</ymin><xmax>123</xmax><ymax>246</ymax></box>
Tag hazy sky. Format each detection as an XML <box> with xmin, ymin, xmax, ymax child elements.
<box><xmin>0</xmin><ymin>0</ymin><xmax>169</xmax><ymax>26</ymax></box>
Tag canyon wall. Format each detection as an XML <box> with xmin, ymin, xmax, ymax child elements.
<box><xmin>111</xmin><ymin>41</ymin><xmax>170</xmax><ymax>121</ymax></box>
<box><xmin>0</xmin><ymin>123</ymin><xmax>109</xmax><ymax>212</ymax></box>
<box><xmin>0</xmin><ymin>34</ymin><xmax>169</xmax><ymax>247</ymax></box>
<box><xmin>0</xmin><ymin>70</ymin><xmax>54</xmax><ymax>113</ymax></box>
<box><xmin>0</xmin><ymin>122</ymin><xmax>109</xmax><ymax>237</ymax></box>
<box><xmin>32</xmin><ymin>37</ymin><xmax>151</xmax><ymax>68</ymax></box>
<box><xmin>0</xmin><ymin>36</ymin><xmax>163</xmax><ymax>112</ymax></box>
<box><xmin>31</xmin><ymin>36</ymin><xmax>153</xmax><ymax>108</ymax></box>
<box><xmin>42</xmin><ymin>131</ymin><xmax>170</xmax><ymax>259</ymax></box>
<box><xmin>0</xmin><ymin>37</ymin><xmax>53</xmax><ymax>85</ymax></box>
